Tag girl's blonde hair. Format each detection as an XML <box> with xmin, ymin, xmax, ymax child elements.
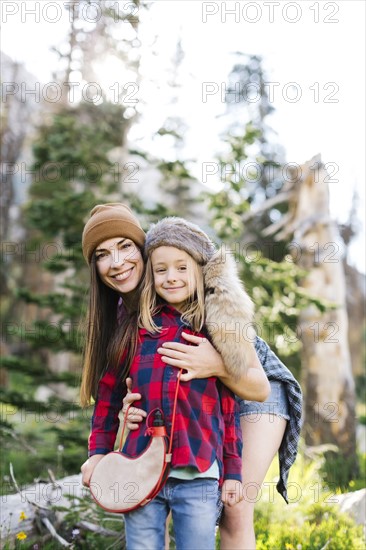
<box><xmin>139</xmin><ymin>249</ymin><xmax>205</xmax><ymax>333</ymax></box>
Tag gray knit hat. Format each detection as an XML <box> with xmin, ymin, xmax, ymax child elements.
<box><xmin>145</xmin><ymin>217</ymin><xmax>216</xmax><ymax>264</ymax></box>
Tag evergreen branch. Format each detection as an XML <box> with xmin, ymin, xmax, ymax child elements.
<box><xmin>0</xmin><ymin>389</ymin><xmax>79</xmax><ymax>414</ymax></box>
<box><xmin>1</xmin><ymin>357</ymin><xmax>80</xmax><ymax>385</ymax></box>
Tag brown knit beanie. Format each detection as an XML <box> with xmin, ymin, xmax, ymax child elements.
<box><xmin>145</xmin><ymin>217</ymin><xmax>216</xmax><ymax>265</ymax></box>
<box><xmin>82</xmin><ymin>203</ymin><xmax>145</xmax><ymax>264</ymax></box>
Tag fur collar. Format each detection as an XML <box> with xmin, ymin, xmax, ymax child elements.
<box><xmin>203</xmin><ymin>247</ymin><xmax>256</xmax><ymax>380</ymax></box>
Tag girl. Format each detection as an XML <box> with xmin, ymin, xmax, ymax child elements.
<box><xmin>80</xmin><ymin>203</ymin><xmax>302</xmax><ymax>549</ymax></box>
<box><xmin>86</xmin><ymin>216</ymin><xmax>246</xmax><ymax>549</ymax></box>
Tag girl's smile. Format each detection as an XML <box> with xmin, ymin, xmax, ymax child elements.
<box><xmin>164</xmin><ymin>286</ymin><xmax>185</xmax><ymax>290</ymax></box>
<box><xmin>151</xmin><ymin>246</ymin><xmax>197</xmax><ymax>312</ymax></box>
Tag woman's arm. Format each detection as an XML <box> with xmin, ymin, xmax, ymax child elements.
<box><xmin>157</xmin><ymin>332</ymin><xmax>270</xmax><ymax>401</ymax></box>
<box><xmin>81</xmin><ymin>369</ymin><xmax>126</xmax><ymax>485</ymax></box>
<box><xmin>218</xmin><ymin>343</ymin><xmax>270</xmax><ymax>401</ymax></box>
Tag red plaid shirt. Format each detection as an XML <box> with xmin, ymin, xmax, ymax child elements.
<box><xmin>88</xmin><ymin>304</ymin><xmax>242</xmax><ymax>483</ymax></box>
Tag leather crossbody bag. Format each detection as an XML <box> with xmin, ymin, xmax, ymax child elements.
<box><xmin>90</xmin><ymin>370</ymin><xmax>182</xmax><ymax>513</ymax></box>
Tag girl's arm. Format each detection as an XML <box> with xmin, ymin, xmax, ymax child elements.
<box><xmin>81</xmin><ymin>455</ymin><xmax>104</xmax><ymax>487</ymax></box>
<box><xmin>157</xmin><ymin>332</ymin><xmax>270</xmax><ymax>401</ymax></box>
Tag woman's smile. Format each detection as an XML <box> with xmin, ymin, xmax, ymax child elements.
<box><xmin>112</xmin><ymin>267</ymin><xmax>134</xmax><ymax>281</ymax></box>
<box><xmin>95</xmin><ymin>237</ymin><xmax>144</xmax><ymax>295</ymax></box>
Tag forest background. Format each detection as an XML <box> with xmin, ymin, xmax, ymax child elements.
<box><xmin>0</xmin><ymin>1</ymin><xmax>365</xmax><ymax>548</ymax></box>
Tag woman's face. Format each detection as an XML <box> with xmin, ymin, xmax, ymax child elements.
<box><xmin>95</xmin><ymin>237</ymin><xmax>144</xmax><ymax>295</ymax></box>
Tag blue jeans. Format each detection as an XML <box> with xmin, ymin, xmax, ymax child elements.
<box><xmin>124</xmin><ymin>478</ymin><xmax>219</xmax><ymax>550</ymax></box>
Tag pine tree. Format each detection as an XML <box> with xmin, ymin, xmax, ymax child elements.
<box><xmin>0</xmin><ymin>99</ymin><xmax>130</xmax><ymax>486</ymax></box>
<box><xmin>0</xmin><ymin>0</ymin><xmax>144</xmax><ymax>486</ymax></box>
<box><xmin>208</xmin><ymin>54</ymin><xmax>289</xmax><ymax>260</ymax></box>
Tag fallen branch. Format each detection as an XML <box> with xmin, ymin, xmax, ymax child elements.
<box><xmin>1</xmin><ymin>470</ymin><xmax>85</xmax><ymax>540</ymax></box>
<box><xmin>9</xmin><ymin>462</ymin><xmax>49</xmax><ymax>511</ymax></box>
<box><xmin>41</xmin><ymin>516</ymin><xmax>71</xmax><ymax>548</ymax></box>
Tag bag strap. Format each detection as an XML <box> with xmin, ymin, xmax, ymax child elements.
<box><xmin>147</xmin><ymin>368</ymin><xmax>183</xmax><ymax>499</ymax></box>
<box><xmin>118</xmin><ymin>403</ymin><xmax>132</xmax><ymax>452</ymax></box>
<box><xmin>167</xmin><ymin>368</ymin><xmax>182</xmax><ymax>455</ymax></box>
<box><xmin>118</xmin><ymin>368</ymin><xmax>183</xmax><ymax>453</ymax></box>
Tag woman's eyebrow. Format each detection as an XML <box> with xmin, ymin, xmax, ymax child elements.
<box><xmin>95</xmin><ymin>239</ymin><xmax>127</xmax><ymax>252</ymax></box>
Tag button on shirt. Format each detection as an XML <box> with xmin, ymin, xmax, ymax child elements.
<box><xmin>89</xmin><ymin>305</ymin><xmax>242</xmax><ymax>484</ymax></box>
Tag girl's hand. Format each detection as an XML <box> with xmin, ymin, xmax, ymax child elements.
<box><xmin>122</xmin><ymin>377</ymin><xmax>147</xmax><ymax>430</ymax></box>
<box><xmin>157</xmin><ymin>332</ymin><xmax>225</xmax><ymax>382</ymax></box>
<box><xmin>221</xmin><ymin>480</ymin><xmax>243</xmax><ymax>507</ymax></box>
<box><xmin>81</xmin><ymin>454</ymin><xmax>104</xmax><ymax>487</ymax></box>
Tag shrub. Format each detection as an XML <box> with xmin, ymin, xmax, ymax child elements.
<box><xmin>255</xmin><ymin>503</ymin><xmax>365</xmax><ymax>550</ymax></box>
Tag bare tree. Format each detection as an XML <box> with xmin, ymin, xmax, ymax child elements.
<box><xmin>262</xmin><ymin>155</ymin><xmax>357</xmax><ymax>470</ymax></box>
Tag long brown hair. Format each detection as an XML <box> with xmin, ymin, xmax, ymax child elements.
<box><xmin>79</xmin><ymin>253</ymin><xmax>143</xmax><ymax>407</ymax></box>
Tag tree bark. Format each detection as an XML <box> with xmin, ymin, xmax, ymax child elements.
<box><xmin>285</xmin><ymin>156</ymin><xmax>357</xmax><ymax>469</ymax></box>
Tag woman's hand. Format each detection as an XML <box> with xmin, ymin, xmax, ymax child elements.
<box><xmin>122</xmin><ymin>377</ymin><xmax>147</xmax><ymax>430</ymax></box>
<box><xmin>81</xmin><ymin>454</ymin><xmax>104</xmax><ymax>487</ymax></box>
<box><xmin>221</xmin><ymin>480</ymin><xmax>243</xmax><ymax>507</ymax></box>
<box><xmin>157</xmin><ymin>332</ymin><xmax>225</xmax><ymax>382</ymax></box>
<box><xmin>158</xmin><ymin>332</ymin><xmax>270</xmax><ymax>401</ymax></box>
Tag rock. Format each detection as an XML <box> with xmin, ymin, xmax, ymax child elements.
<box><xmin>0</xmin><ymin>474</ymin><xmax>86</xmax><ymax>540</ymax></box>
<box><xmin>336</xmin><ymin>488</ymin><xmax>366</xmax><ymax>526</ymax></box>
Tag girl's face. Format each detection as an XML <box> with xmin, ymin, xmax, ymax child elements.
<box><xmin>151</xmin><ymin>246</ymin><xmax>197</xmax><ymax>312</ymax></box>
<box><xmin>95</xmin><ymin>237</ymin><xmax>144</xmax><ymax>295</ymax></box>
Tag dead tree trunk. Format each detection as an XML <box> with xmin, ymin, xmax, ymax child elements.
<box><xmin>277</xmin><ymin>156</ymin><xmax>357</xmax><ymax>471</ymax></box>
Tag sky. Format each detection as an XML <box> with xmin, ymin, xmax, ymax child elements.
<box><xmin>1</xmin><ymin>0</ymin><xmax>365</xmax><ymax>272</ymax></box>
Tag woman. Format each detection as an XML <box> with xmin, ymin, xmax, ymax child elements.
<box><xmin>80</xmin><ymin>203</ymin><xmax>302</xmax><ymax>549</ymax></box>
<box><xmin>89</xmin><ymin>217</ymin><xmax>247</xmax><ymax>549</ymax></box>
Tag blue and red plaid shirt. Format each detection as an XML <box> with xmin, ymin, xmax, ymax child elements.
<box><xmin>89</xmin><ymin>304</ymin><xmax>242</xmax><ymax>483</ymax></box>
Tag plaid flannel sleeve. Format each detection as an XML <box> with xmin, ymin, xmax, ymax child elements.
<box><xmin>88</xmin><ymin>369</ymin><xmax>126</xmax><ymax>457</ymax></box>
<box><xmin>218</xmin><ymin>382</ymin><xmax>243</xmax><ymax>482</ymax></box>
<box><xmin>255</xmin><ymin>336</ymin><xmax>303</xmax><ymax>502</ymax></box>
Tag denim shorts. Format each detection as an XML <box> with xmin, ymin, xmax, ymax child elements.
<box><xmin>237</xmin><ymin>380</ymin><xmax>290</xmax><ymax>421</ymax></box>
